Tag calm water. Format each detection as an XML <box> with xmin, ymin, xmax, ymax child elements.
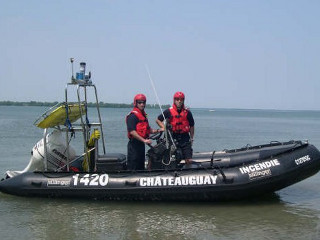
<box><xmin>1</xmin><ymin>106</ymin><xmax>320</xmax><ymax>240</ymax></box>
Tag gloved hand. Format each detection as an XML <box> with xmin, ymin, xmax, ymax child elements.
<box><xmin>92</xmin><ymin>129</ymin><xmax>101</xmax><ymax>139</ymax></box>
<box><xmin>87</xmin><ymin>129</ymin><xmax>101</xmax><ymax>147</ymax></box>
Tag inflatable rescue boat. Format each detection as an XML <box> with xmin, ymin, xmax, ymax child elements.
<box><xmin>1</xmin><ymin>60</ymin><xmax>320</xmax><ymax>201</ymax></box>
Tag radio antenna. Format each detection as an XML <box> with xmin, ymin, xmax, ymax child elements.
<box><xmin>70</xmin><ymin>58</ymin><xmax>75</xmax><ymax>83</ymax></box>
<box><xmin>145</xmin><ymin>65</ymin><xmax>176</xmax><ymax>150</ymax></box>
<box><xmin>145</xmin><ymin>65</ymin><xmax>166</xmax><ymax>120</ymax></box>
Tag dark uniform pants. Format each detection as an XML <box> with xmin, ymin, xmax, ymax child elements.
<box><xmin>177</xmin><ymin>141</ymin><xmax>193</xmax><ymax>160</ymax></box>
<box><xmin>173</xmin><ymin>133</ymin><xmax>193</xmax><ymax>160</ymax></box>
<box><xmin>127</xmin><ymin>139</ymin><xmax>145</xmax><ymax>170</ymax></box>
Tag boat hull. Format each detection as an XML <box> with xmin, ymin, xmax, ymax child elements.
<box><xmin>1</xmin><ymin>142</ymin><xmax>320</xmax><ymax>201</ymax></box>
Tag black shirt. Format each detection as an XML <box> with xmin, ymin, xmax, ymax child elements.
<box><xmin>127</xmin><ymin>113</ymin><xmax>139</xmax><ymax>132</ymax></box>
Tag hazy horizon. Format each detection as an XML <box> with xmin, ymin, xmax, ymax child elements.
<box><xmin>1</xmin><ymin>1</ymin><xmax>319</xmax><ymax>110</ymax></box>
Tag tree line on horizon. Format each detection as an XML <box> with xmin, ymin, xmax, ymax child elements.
<box><xmin>0</xmin><ymin>100</ymin><xmax>170</xmax><ymax>109</ymax></box>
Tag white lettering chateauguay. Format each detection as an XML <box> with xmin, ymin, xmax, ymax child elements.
<box><xmin>139</xmin><ymin>175</ymin><xmax>217</xmax><ymax>187</ymax></box>
<box><xmin>239</xmin><ymin>159</ymin><xmax>280</xmax><ymax>174</ymax></box>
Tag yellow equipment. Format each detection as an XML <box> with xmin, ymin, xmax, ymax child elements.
<box><xmin>34</xmin><ymin>103</ymin><xmax>85</xmax><ymax>129</ymax></box>
<box><xmin>82</xmin><ymin>129</ymin><xmax>101</xmax><ymax>172</ymax></box>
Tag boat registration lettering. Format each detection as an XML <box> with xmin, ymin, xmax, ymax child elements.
<box><xmin>139</xmin><ymin>175</ymin><xmax>217</xmax><ymax>187</ymax></box>
<box><xmin>239</xmin><ymin>159</ymin><xmax>280</xmax><ymax>174</ymax></box>
<box><xmin>295</xmin><ymin>155</ymin><xmax>310</xmax><ymax>165</ymax></box>
<box><xmin>72</xmin><ymin>174</ymin><xmax>109</xmax><ymax>187</ymax></box>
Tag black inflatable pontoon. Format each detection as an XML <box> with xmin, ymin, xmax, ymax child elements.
<box><xmin>1</xmin><ymin>140</ymin><xmax>320</xmax><ymax>201</ymax></box>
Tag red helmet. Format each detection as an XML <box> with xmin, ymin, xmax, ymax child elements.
<box><xmin>134</xmin><ymin>94</ymin><xmax>146</xmax><ymax>106</ymax></box>
<box><xmin>173</xmin><ymin>91</ymin><xmax>185</xmax><ymax>100</ymax></box>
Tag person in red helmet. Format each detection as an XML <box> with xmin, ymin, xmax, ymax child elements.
<box><xmin>126</xmin><ymin>94</ymin><xmax>160</xmax><ymax>170</ymax></box>
<box><xmin>156</xmin><ymin>91</ymin><xmax>195</xmax><ymax>165</ymax></box>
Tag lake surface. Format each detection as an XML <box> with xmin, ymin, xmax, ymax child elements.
<box><xmin>1</xmin><ymin>106</ymin><xmax>320</xmax><ymax>239</ymax></box>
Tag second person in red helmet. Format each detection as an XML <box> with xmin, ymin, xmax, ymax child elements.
<box><xmin>126</xmin><ymin>94</ymin><xmax>160</xmax><ymax>170</ymax></box>
<box><xmin>156</xmin><ymin>91</ymin><xmax>195</xmax><ymax>165</ymax></box>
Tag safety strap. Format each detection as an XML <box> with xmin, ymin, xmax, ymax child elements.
<box><xmin>85</xmin><ymin>104</ymin><xmax>90</xmax><ymax>127</ymax></box>
<box><xmin>64</xmin><ymin>104</ymin><xmax>75</xmax><ymax>138</ymax></box>
<box><xmin>210</xmin><ymin>151</ymin><xmax>215</xmax><ymax>167</ymax></box>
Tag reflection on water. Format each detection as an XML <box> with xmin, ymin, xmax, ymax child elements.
<box><xmin>0</xmin><ymin>194</ymin><xmax>320</xmax><ymax>240</ymax></box>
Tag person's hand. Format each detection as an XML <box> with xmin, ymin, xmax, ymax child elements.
<box><xmin>87</xmin><ymin>129</ymin><xmax>101</xmax><ymax>147</ymax></box>
<box><xmin>185</xmin><ymin>159</ymin><xmax>192</xmax><ymax>164</ymax></box>
<box><xmin>144</xmin><ymin>139</ymin><xmax>152</xmax><ymax>145</ymax></box>
<box><xmin>92</xmin><ymin>129</ymin><xmax>101</xmax><ymax>139</ymax></box>
<box><xmin>153</xmin><ymin>129</ymin><xmax>160</xmax><ymax>134</ymax></box>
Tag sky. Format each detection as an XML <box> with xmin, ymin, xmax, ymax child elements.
<box><xmin>0</xmin><ymin>0</ymin><xmax>319</xmax><ymax>110</ymax></box>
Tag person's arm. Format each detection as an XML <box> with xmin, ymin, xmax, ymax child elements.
<box><xmin>187</xmin><ymin>111</ymin><xmax>195</xmax><ymax>142</ymax></box>
<box><xmin>127</xmin><ymin>114</ymin><xmax>152</xmax><ymax>144</ymax></box>
<box><xmin>150</xmin><ymin>128</ymin><xmax>161</xmax><ymax>134</ymax></box>
<box><xmin>189</xmin><ymin>126</ymin><xmax>194</xmax><ymax>143</ymax></box>
<box><xmin>156</xmin><ymin>119</ymin><xmax>165</xmax><ymax>131</ymax></box>
<box><xmin>130</xmin><ymin>130</ymin><xmax>152</xmax><ymax>144</ymax></box>
<box><xmin>156</xmin><ymin>109</ymin><xmax>170</xmax><ymax>131</ymax></box>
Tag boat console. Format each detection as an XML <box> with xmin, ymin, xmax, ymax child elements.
<box><xmin>96</xmin><ymin>153</ymin><xmax>127</xmax><ymax>171</ymax></box>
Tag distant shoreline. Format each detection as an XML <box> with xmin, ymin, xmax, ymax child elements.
<box><xmin>1</xmin><ymin>101</ymin><xmax>319</xmax><ymax>112</ymax></box>
<box><xmin>0</xmin><ymin>101</ymin><xmax>170</xmax><ymax>109</ymax></box>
